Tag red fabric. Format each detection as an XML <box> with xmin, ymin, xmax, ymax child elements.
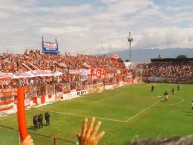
<box><xmin>90</xmin><ymin>67</ymin><xmax>95</xmax><ymax>80</ymax></box>
<box><xmin>41</xmin><ymin>95</ymin><xmax>45</xmax><ymax>103</ymax></box>
<box><xmin>96</xmin><ymin>69</ymin><xmax>101</xmax><ymax>78</ymax></box>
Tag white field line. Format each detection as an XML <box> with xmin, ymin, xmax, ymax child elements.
<box><xmin>37</xmin><ymin>109</ymin><xmax>126</xmax><ymax>123</ymax></box>
<box><xmin>38</xmin><ymin>99</ymin><xmax>162</xmax><ymax>123</ymax></box>
<box><xmin>97</xmin><ymin>92</ymin><xmax>128</xmax><ymax>102</ymax></box>
<box><xmin>125</xmin><ymin>99</ymin><xmax>162</xmax><ymax>123</ymax></box>
<box><xmin>40</xmin><ymin>92</ymin><xmax>128</xmax><ymax>110</ymax></box>
<box><xmin>157</xmin><ymin>96</ymin><xmax>163</xmax><ymax>98</ymax></box>
<box><xmin>34</xmin><ymin>96</ymin><xmax>184</xmax><ymax>124</ymax></box>
<box><xmin>37</xmin><ymin>91</ymin><xmax>129</xmax><ymax>112</ymax></box>
<box><xmin>37</xmin><ymin>93</ymin><xmax>162</xmax><ymax>123</ymax></box>
<box><xmin>0</xmin><ymin>113</ymin><xmax>16</xmax><ymax>121</ymax></box>
<box><xmin>37</xmin><ymin>93</ymin><xmax>184</xmax><ymax>124</ymax></box>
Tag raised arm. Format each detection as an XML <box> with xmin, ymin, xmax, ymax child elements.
<box><xmin>77</xmin><ymin>117</ymin><xmax>105</xmax><ymax>145</ymax></box>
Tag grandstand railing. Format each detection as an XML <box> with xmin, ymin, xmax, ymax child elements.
<box><xmin>0</xmin><ymin>125</ymin><xmax>75</xmax><ymax>145</ymax></box>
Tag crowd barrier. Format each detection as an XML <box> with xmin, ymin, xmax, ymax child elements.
<box><xmin>0</xmin><ymin>125</ymin><xmax>75</xmax><ymax>145</ymax></box>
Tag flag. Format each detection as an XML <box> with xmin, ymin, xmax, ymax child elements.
<box><xmin>90</xmin><ymin>67</ymin><xmax>94</xmax><ymax>80</ymax></box>
<box><xmin>103</xmin><ymin>68</ymin><xmax>107</xmax><ymax>76</ymax></box>
<box><xmin>96</xmin><ymin>69</ymin><xmax>101</xmax><ymax>78</ymax></box>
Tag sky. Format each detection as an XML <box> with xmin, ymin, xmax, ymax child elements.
<box><xmin>1</xmin><ymin>0</ymin><xmax>193</xmax><ymax>55</ymax></box>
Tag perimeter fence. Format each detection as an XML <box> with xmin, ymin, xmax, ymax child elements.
<box><xmin>0</xmin><ymin>125</ymin><xmax>75</xmax><ymax>145</ymax></box>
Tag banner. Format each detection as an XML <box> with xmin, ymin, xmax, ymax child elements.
<box><xmin>111</xmin><ymin>54</ymin><xmax>119</xmax><ymax>60</ymax></box>
<box><xmin>12</xmin><ymin>70</ymin><xmax>62</xmax><ymax>78</ymax></box>
<box><xmin>0</xmin><ymin>72</ymin><xmax>12</xmax><ymax>79</ymax></box>
<box><xmin>0</xmin><ymin>88</ymin><xmax>17</xmax><ymax>98</ymax></box>
<box><xmin>96</xmin><ymin>69</ymin><xmax>101</xmax><ymax>78</ymax></box>
<box><xmin>42</xmin><ymin>41</ymin><xmax>58</xmax><ymax>54</ymax></box>
<box><xmin>90</xmin><ymin>67</ymin><xmax>94</xmax><ymax>80</ymax></box>
<box><xmin>103</xmin><ymin>68</ymin><xmax>107</xmax><ymax>76</ymax></box>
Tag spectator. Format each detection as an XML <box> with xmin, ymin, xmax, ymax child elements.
<box><xmin>20</xmin><ymin>135</ymin><xmax>34</xmax><ymax>145</ymax></box>
<box><xmin>77</xmin><ymin>117</ymin><xmax>105</xmax><ymax>145</ymax></box>
<box><xmin>21</xmin><ymin>117</ymin><xmax>105</xmax><ymax>145</ymax></box>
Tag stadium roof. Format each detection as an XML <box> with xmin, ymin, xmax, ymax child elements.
<box><xmin>151</xmin><ymin>58</ymin><xmax>193</xmax><ymax>63</ymax></box>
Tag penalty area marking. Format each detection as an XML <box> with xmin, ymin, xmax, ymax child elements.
<box><xmin>157</xmin><ymin>96</ymin><xmax>163</xmax><ymax>98</ymax></box>
<box><xmin>97</xmin><ymin>92</ymin><xmax>128</xmax><ymax>102</ymax></box>
<box><xmin>155</xmin><ymin>96</ymin><xmax>184</xmax><ymax>106</ymax></box>
<box><xmin>37</xmin><ymin>108</ymin><xmax>126</xmax><ymax>123</ymax></box>
<box><xmin>125</xmin><ymin>99</ymin><xmax>162</xmax><ymax>123</ymax></box>
<box><xmin>38</xmin><ymin>98</ymin><xmax>163</xmax><ymax>124</ymax></box>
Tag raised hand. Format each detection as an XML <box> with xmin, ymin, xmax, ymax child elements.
<box><xmin>77</xmin><ymin>117</ymin><xmax>105</xmax><ymax>145</ymax></box>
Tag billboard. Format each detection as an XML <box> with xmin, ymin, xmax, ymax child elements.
<box><xmin>42</xmin><ymin>40</ymin><xmax>58</xmax><ymax>54</ymax></box>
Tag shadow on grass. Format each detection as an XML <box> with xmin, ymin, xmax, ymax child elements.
<box><xmin>27</xmin><ymin>125</ymin><xmax>35</xmax><ymax>131</ymax></box>
<box><xmin>182</xmin><ymin>111</ymin><xmax>193</xmax><ymax>116</ymax></box>
<box><xmin>159</xmin><ymin>100</ymin><xmax>165</xmax><ymax>102</ymax></box>
<box><xmin>27</xmin><ymin>124</ymin><xmax>48</xmax><ymax>131</ymax></box>
<box><xmin>182</xmin><ymin>111</ymin><xmax>192</xmax><ymax>113</ymax></box>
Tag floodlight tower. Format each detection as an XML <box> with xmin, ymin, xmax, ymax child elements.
<box><xmin>128</xmin><ymin>32</ymin><xmax>133</xmax><ymax>62</ymax></box>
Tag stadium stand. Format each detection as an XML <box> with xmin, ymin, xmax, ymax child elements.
<box><xmin>0</xmin><ymin>49</ymin><xmax>135</xmax><ymax>112</ymax></box>
<box><xmin>136</xmin><ymin>58</ymin><xmax>193</xmax><ymax>84</ymax></box>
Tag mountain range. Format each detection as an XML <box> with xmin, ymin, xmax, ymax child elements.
<box><xmin>105</xmin><ymin>48</ymin><xmax>193</xmax><ymax>62</ymax></box>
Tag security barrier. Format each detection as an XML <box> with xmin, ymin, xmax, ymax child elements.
<box><xmin>0</xmin><ymin>125</ymin><xmax>75</xmax><ymax>145</ymax></box>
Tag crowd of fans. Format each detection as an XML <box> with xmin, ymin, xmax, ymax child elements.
<box><xmin>137</xmin><ymin>62</ymin><xmax>193</xmax><ymax>81</ymax></box>
<box><xmin>2</xmin><ymin>49</ymin><xmax>193</xmax><ymax>88</ymax></box>
<box><xmin>0</xmin><ymin>49</ymin><xmax>128</xmax><ymax>89</ymax></box>
<box><xmin>0</xmin><ymin>49</ymin><xmax>125</xmax><ymax>73</ymax></box>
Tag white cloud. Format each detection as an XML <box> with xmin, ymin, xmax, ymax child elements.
<box><xmin>0</xmin><ymin>11</ymin><xmax>10</xmax><ymax>19</ymax></box>
<box><xmin>135</xmin><ymin>27</ymin><xmax>193</xmax><ymax>49</ymax></box>
<box><xmin>40</xmin><ymin>26</ymin><xmax>90</xmax><ymax>35</ymax></box>
<box><xmin>0</xmin><ymin>0</ymin><xmax>193</xmax><ymax>55</ymax></box>
<box><xmin>33</xmin><ymin>4</ymin><xmax>93</xmax><ymax>15</ymax></box>
<box><xmin>0</xmin><ymin>0</ymin><xmax>38</xmax><ymax>6</ymax></box>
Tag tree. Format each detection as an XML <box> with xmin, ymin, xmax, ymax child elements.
<box><xmin>176</xmin><ymin>55</ymin><xmax>187</xmax><ymax>59</ymax></box>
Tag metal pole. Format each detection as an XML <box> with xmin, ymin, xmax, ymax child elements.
<box><xmin>18</xmin><ymin>131</ymin><xmax>21</xmax><ymax>145</ymax></box>
<box><xmin>128</xmin><ymin>32</ymin><xmax>133</xmax><ymax>62</ymax></box>
<box><xmin>130</xmin><ymin>40</ymin><xmax>131</xmax><ymax>62</ymax></box>
<box><xmin>54</xmin><ymin>138</ymin><xmax>56</xmax><ymax>145</ymax></box>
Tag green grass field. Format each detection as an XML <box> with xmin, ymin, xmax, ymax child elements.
<box><xmin>0</xmin><ymin>83</ymin><xmax>193</xmax><ymax>145</ymax></box>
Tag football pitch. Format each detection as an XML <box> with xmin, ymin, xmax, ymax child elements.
<box><xmin>0</xmin><ymin>83</ymin><xmax>193</xmax><ymax>145</ymax></box>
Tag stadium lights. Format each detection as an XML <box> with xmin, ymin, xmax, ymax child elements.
<box><xmin>127</xmin><ymin>32</ymin><xmax>133</xmax><ymax>62</ymax></box>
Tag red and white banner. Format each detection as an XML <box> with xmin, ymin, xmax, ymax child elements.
<box><xmin>90</xmin><ymin>67</ymin><xmax>95</xmax><ymax>80</ymax></box>
<box><xmin>0</xmin><ymin>88</ymin><xmax>17</xmax><ymax>98</ymax></box>
<box><xmin>24</xmin><ymin>99</ymin><xmax>30</xmax><ymax>107</ymax></box>
<box><xmin>96</xmin><ymin>69</ymin><xmax>101</xmax><ymax>78</ymax></box>
<box><xmin>0</xmin><ymin>72</ymin><xmax>12</xmax><ymax>79</ymax></box>
<box><xmin>90</xmin><ymin>68</ymin><xmax>108</xmax><ymax>79</ymax></box>
<box><xmin>102</xmin><ymin>68</ymin><xmax>107</xmax><ymax>75</ymax></box>
<box><xmin>12</xmin><ymin>70</ymin><xmax>62</xmax><ymax>79</ymax></box>
<box><xmin>43</xmin><ymin>42</ymin><xmax>57</xmax><ymax>50</ymax></box>
<box><xmin>112</xmin><ymin>54</ymin><xmax>119</xmax><ymax>59</ymax></box>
